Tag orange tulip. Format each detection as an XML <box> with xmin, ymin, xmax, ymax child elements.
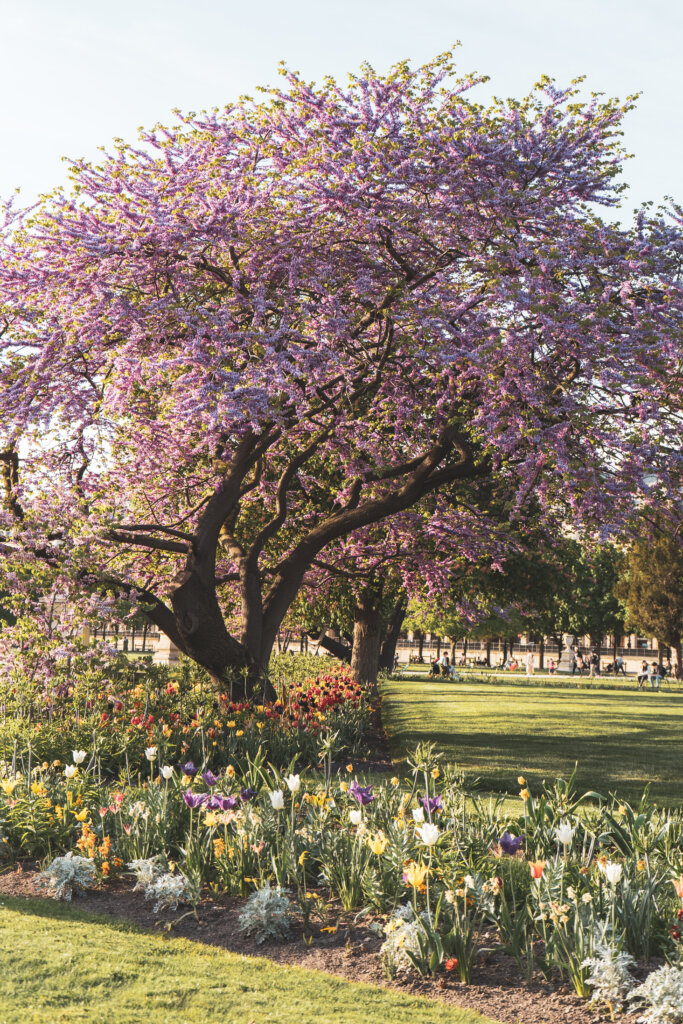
<box><xmin>530</xmin><ymin>860</ymin><xmax>545</xmax><ymax>879</ymax></box>
<box><xmin>674</xmin><ymin>876</ymin><xmax>683</xmax><ymax>899</ymax></box>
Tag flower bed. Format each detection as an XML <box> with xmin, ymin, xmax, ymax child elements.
<box><xmin>2</xmin><ymin>730</ymin><xmax>683</xmax><ymax>1020</ymax></box>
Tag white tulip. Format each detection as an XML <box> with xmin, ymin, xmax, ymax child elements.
<box><xmin>556</xmin><ymin>822</ymin><xmax>575</xmax><ymax>846</ymax></box>
<box><xmin>160</xmin><ymin>765</ymin><xmax>174</xmax><ymax>780</ymax></box>
<box><xmin>349</xmin><ymin>809</ymin><xmax>362</xmax><ymax>826</ymax></box>
<box><xmin>417</xmin><ymin>822</ymin><xmax>440</xmax><ymax>846</ymax></box>
<box><xmin>412</xmin><ymin>807</ymin><xmax>425</xmax><ymax>823</ymax></box>
<box><xmin>144</xmin><ymin>746</ymin><xmax>157</xmax><ymax>761</ymax></box>
<box><xmin>285</xmin><ymin>774</ymin><xmax>300</xmax><ymax>793</ymax></box>
<box><xmin>604</xmin><ymin>861</ymin><xmax>623</xmax><ymax>886</ymax></box>
<box><xmin>269</xmin><ymin>789</ymin><xmax>285</xmax><ymax>810</ymax></box>
<box><xmin>72</xmin><ymin>750</ymin><xmax>86</xmax><ymax>765</ymax></box>
<box><xmin>64</xmin><ymin>765</ymin><xmax>78</xmax><ymax>778</ymax></box>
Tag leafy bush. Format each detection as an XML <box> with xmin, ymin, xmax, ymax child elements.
<box><xmin>36</xmin><ymin>851</ymin><xmax>96</xmax><ymax>900</ymax></box>
<box><xmin>238</xmin><ymin>885</ymin><xmax>293</xmax><ymax>944</ymax></box>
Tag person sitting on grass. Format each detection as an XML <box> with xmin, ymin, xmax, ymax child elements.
<box><xmin>429</xmin><ymin>655</ymin><xmax>440</xmax><ymax>678</ymax></box>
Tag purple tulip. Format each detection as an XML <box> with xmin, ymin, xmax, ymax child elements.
<box><xmin>179</xmin><ymin>761</ymin><xmax>198</xmax><ymax>777</ymax></box>
<box><xmin>498</xmin><ymin>831</ymin><xmax>524</xmax><ymax>855</ymax></box>
<box><xmin>421</xmin><ymin>794</ymin><xmax>442</xmax><ymax>814</ymax></box>
<box><xmin>214</xmin><ymin>794</ymin><xmax>238</xmax><ymax>811</ymax></box>
<box><xmin>350</xmin><ymin>781</ymin><xmax>374</xmax><ymax>806</ymax></box>
<box><xmin>240</xmin><ymin>786</ymin><xmax>257</xmax><ymax>802</ymax></box>
<box><xmin>201</xmin><ymin>770</ymin><xmax>219</xmax><ymax>788</ymax></box>
<box><xmin>182</xmin><ymin>790</ymin><xmax>207</xmax><ymax>809</ymax></box>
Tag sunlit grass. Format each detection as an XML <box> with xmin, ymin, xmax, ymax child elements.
<box><xmin>379</xmin><ymin>676</ymin><xmax>683</xmax><ymax>805</ymax></box>
<box><xmin>0</xmin><ymin>897</ymin><xmax>497</xmax><ymax>1024</ymax></box>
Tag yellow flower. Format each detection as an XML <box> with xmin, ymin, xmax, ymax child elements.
<box><xmin>346</xmin><ymin>764</ymin><xmax>353</xmax><ymax>774</ymax></box>
<box><xmin>55</xmin><ymin>804</ymin><xmax>63</xmax><ymax>821</ymax></box>
<box><xmin>298</xmin><ymin>850</ymin><xmax>307</xmax><ymax>867</ymax></box>
<box><xmin>31</xmin><ymin>783</ymin><xmax>47</xmax><ymax>797</ymax></box>
<box><xmin>517</xmin><ymin>776</ymin><xmax>526</xmax><ymax>786</ymax></box>
<box><xmin>637</xmin><ymin>859</ymin><xmax>646</xmax><ymax>872</ymax></box>
<box><xmin>203</xmin><ymin>811</ymin><xmax>218</xmax><ymax>827</ymax></box>
<box><xmin>431</xmin><ymin>768</ymin><xmax>440</xmax><ymax>780</ymax></box>
<box><xmin>236</xmin><ymin>730</ymin><xmax>244</xmax><ymax>737</ymax></box>
<box><xmin>404</xmin><ymin>861</ymin><xmax>429</xmax><ymax>887</ymax></box>
<box><xmin>368</xmin><ymin>832</ymin><xmax>388</xmax><ymax>856</ymax></box>
<box><xmin>257</xmin><ymin>723</ymin><xmax>264</xmax><ymax>730</ymax></box>
<box><xmin>520</xmin><ymin>789</ymin><xmax>530</xmax><ymax>801</ymax></box>
<box><xmin>226</xmin><ymin>765</ymin><xmax>235</xmax><ymax>778</ymax></box>
<box><xmin>227</xmin><ymin>721</ymin><xmax>236</xmax><ymax>729</ymax></box>
<box><xmin>339</xmin><ymin>781</ymin><xmax>348</xmax><ymax>793</ymax></box>
<box><xmin>390</xmin><ymin>777</ymin><xmax>399</xmax><ymax>786</ymax></box>
<box><xmin>1</xmin><ymin>779</ymin><xmax>18</xmax><ymax>796</ymax></box>
<box><xmin>74</xmin><ymin>809</ymin><xmax>89</xmax><ymax>822</ymax></box>
<box><xmin>618</xmin><ymin>805</ymin><xmax>627</xmax><ymax>816</ymax></box>
<box><xmin>213</xmin><ymin>837</ymin><xmax>226</xmax><ymax>857</ymax></box>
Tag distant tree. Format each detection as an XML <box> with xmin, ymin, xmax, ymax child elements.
<box><xmin>617</xmin><ymin>532</ymin><xmax>683</xmax><ymax>677</ymax></box>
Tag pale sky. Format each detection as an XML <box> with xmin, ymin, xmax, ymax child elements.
<box><xmin>1</xmin><ymin>0</ymin><xmax>680</xmax><ymax>220</ymax></box>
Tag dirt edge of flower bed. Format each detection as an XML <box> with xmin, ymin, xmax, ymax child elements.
<box><xmin>0</xmin><ymin>865</ymin><xmax>648</xmax><ymax>1024</ymax></box>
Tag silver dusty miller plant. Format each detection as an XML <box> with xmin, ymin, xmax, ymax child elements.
<box><xmin>582</xmin><ymin>942</ymin><xmax>635</xmax><ymax>1012</ymax></box>
<box><xmin>627</xmin><ymin>965</ymin><xmax>683</xmax><ymax>1024</ymax></box>
<box><xmin>238</xmin><ymin>884</ymin><xmax>293</xmax><ymax>944</ymax></box>
<box><xmin>37</xmin><ymin>852</ymin><xmax>96</xmax><ymax>901</ymax></box>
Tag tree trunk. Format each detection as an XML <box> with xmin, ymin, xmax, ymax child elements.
<box><xmin>416</xmin><ymin>631</ymin><xmax>425</xmax><ymax>663</ymax></box>
<box><xmin>502</xmin><ymin>639</ymin><xmax>508</xmax><ymax>663</ymax></box>
<box><xmin>485</xmin><ymin>641</ymin><xmax>491</xmax><ymax>667</ymax></box>
<box><xmin>351</xmin><ymin>590</ymin><xmax>382</xmax><ymax>692</ymax></box>
<box><xmin>539</xmin><ymin>638</ymin><xmax>545</xmax><ymax>671</ymax></box>
<box><xmin>311</xmin><ymin>631</ymin><xmax>352</xmax><ymax>663</ymax></box>
<box><xmin>378</xmin><ymin>595</ymin><xmax>408</xmax><ymax>672</ymax></box>
<box><xmin>674</xmin><ymin>641</ymin><xmax>683</xmax><ymax>680</ymax></box>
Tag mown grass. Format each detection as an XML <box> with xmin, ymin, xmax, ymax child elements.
<box><xmin>0</xmin><ymin>897</ymin><xmax>497</xmax><ymax>1024</ymax></box>
<box><xmin>379</xmin><ymin>676</ymin><xmax>683</xmax><ymax>805</ymax></box>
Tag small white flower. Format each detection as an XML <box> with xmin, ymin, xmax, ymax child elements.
<box><xmin>285</xmin><ymin>774</ymin><xmax>300</xmax><ymax>793</ymax></box>
<box><xmin>72</xmin><ymin>750</ymin><xmax>86</xmax><ymax>765</ymax></box>
<box><xmin>464</xmin><ymin>874</ymin><xmax>475</xmax><ymax>889</ymax></box>
<box><xmin>411</xmin><ymin>807</ymin><xmax>425</xmax><ymax>823</ymax></box>
<box><xmin>604</xmin><ymin>861</ymin><xmax>622</xmax><ymax>886</ymax></box>
<box><xmin>160</xmin><ymin>765</ymin><xmax>174</xmax><ymax>780</ymax></box>
<box><xmin>556</xmin><ymin>821</ymin><xmax>575</xmax><ymax>846</ymax></box>
<box><xmin>417</xmin><ymin>822</ymin><xmax>439</xmax><ymax>846</ymax></box>
<box><xmin>349</xmin><ymin>809</ymin><xmax>362</xmax><ymax>826</ymax></box>
<box><xmin>64</xmin><ymin>765</ymin><xmax>78</xmax><ymax>779</ymax></box>
<box><xmin>269</xmin><ymin>789</ymin><xmax>285</xmax><ymax>810</ymax></box>
<box><xmin>145</xmin><ymin>746</ymin><xmax>157</xmax><ymax>761</ymax></box>
<box><xmin>581</xmin><ymin>892</ymin><xmax>593</xmax><ymax>903</ymax></box>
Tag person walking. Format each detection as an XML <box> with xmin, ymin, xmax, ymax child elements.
<box><xmin>615</xmin><ymin>654</ymin><xmax>626</xmax><ymax>676</ymax></box>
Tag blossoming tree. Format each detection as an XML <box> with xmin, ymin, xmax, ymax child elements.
<box><xmin>0</xmin><ymin>54</ymin><xmax>681</xmax><ymax>694</ymax></box>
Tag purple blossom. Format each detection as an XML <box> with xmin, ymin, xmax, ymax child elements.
<box><xmin>240</xmin><ymin>786</ymin><xmax>257</xmax><ymax>802</ymax></box>
<box><xmin>201</xmin><ymin>770</ymin><xmax>219</xmax><ymax>788</ymax></box>
<box><xmin>179</xmin><ymin>761</ymin><xmax>198</xmax><ymax>777</ymax></box>
<box><xmin>498</xmin><ymin>831</ymin><xmax>524</xmax><ymax>855</ymax></box>
<box><xmin>213</xmin><ymin>794</ymin><xmax>238</xmax><ymax>810</ymax></box>
<box><xmin>182</xmin><ymin>790</ymin><xmax>207</xmax><ymax>809</ymax></box>
<box><xmin>350</xmin><ymin>781</ymin><xmax>374</xmax><ymax>806</ymax></box>
<box><xmin>421</xmin><ymin>794</ymin><xmax>442</xmax><ymax>814</ymax></box>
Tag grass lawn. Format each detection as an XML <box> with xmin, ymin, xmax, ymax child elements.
<box><xmin>0</xmin><ymin>897</ymin><xmax>497</xmax><ymax>1024</ymax></box>
<box><xmin>379</xmin><ymin>676</ymin><xmax>683</xmax><ymax>805</ymax></box>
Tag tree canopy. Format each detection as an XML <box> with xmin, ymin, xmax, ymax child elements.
<box><xmin>0</xmin><ymin>54</ymin><xmax>681</xmax><ymax>693</ymax></box>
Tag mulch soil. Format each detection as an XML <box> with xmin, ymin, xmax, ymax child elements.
<box><xmin>0</xmin><ymin>864</ymin><xmax>649</xmax><ymax>1024</ymax></box>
